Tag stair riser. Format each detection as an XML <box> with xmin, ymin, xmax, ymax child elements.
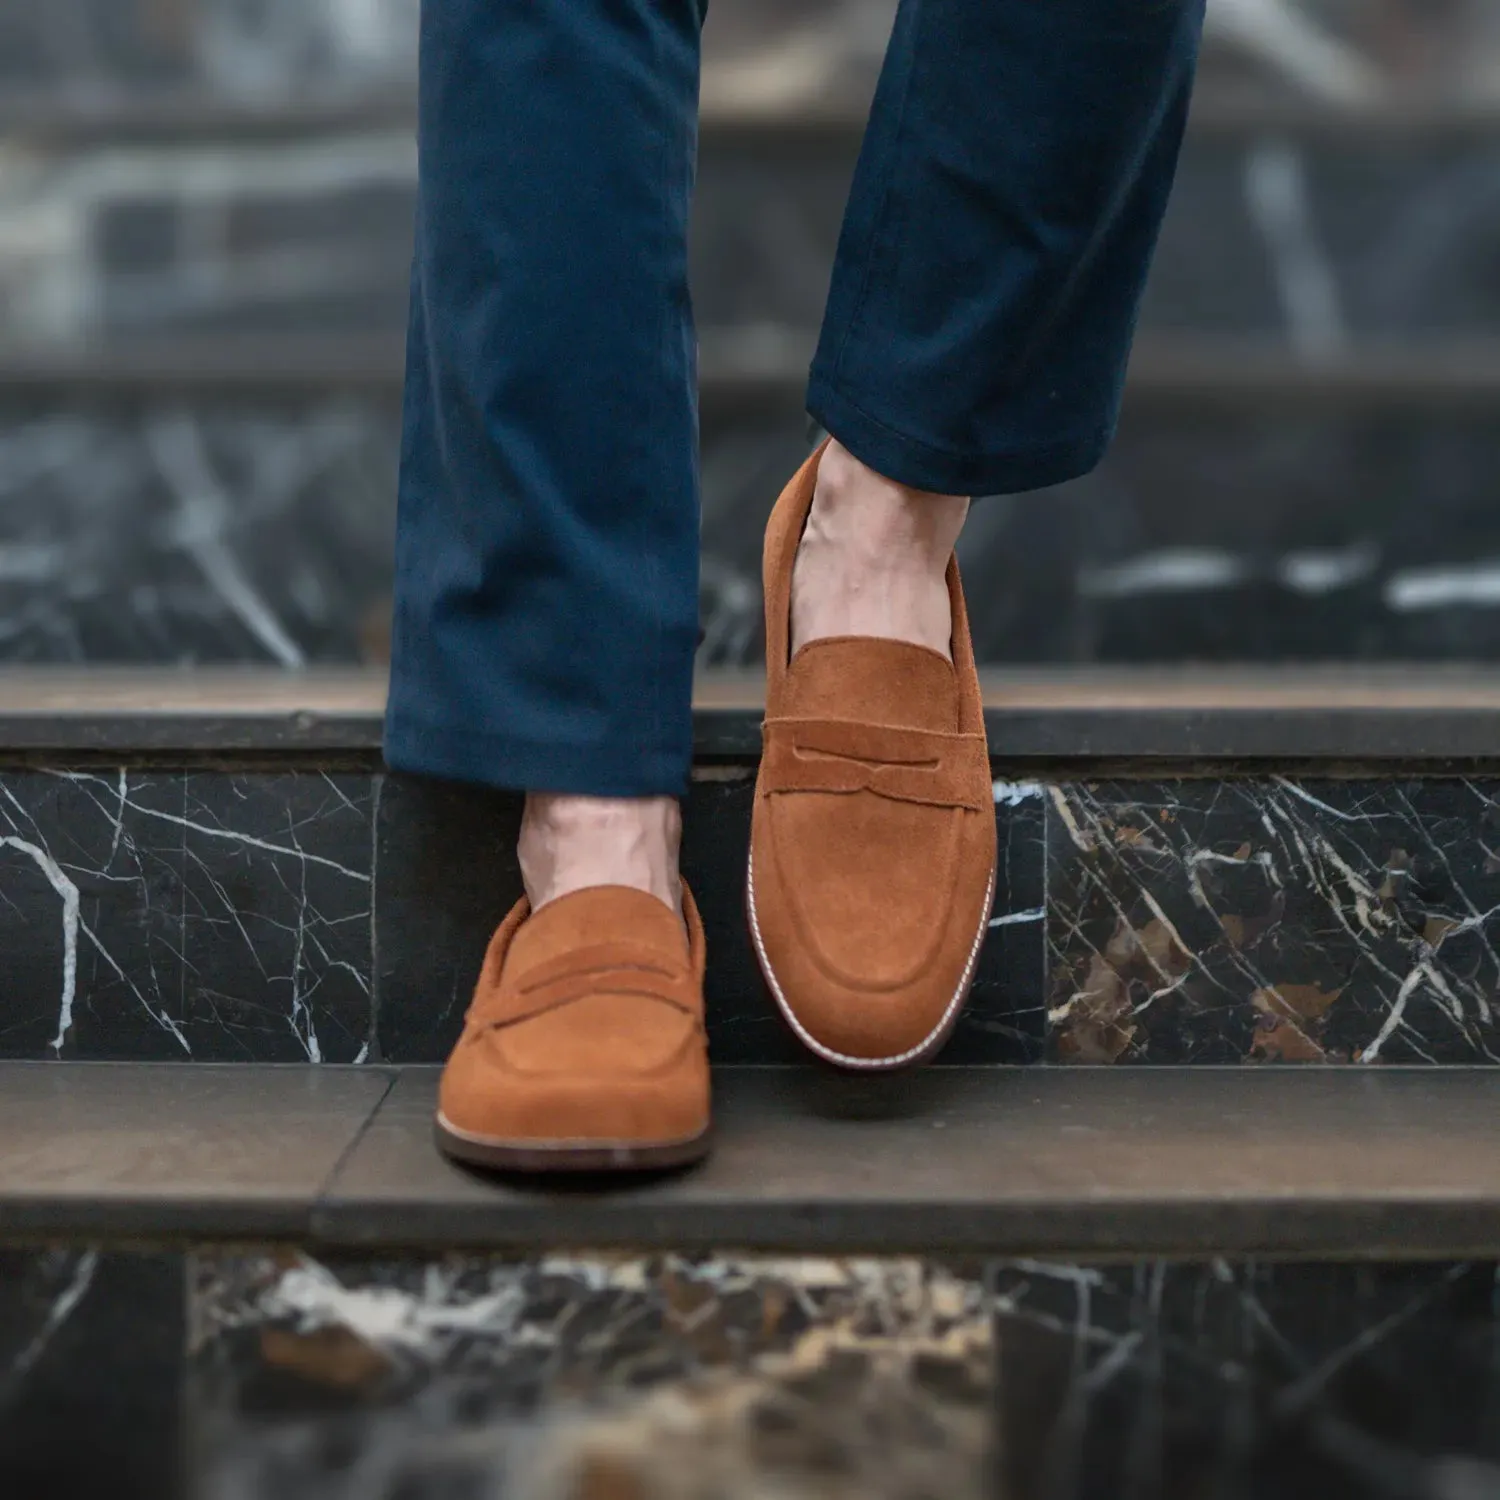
<box><xmin>13</xmin><ymin>398</ymin><xmax>1500</xmax><ymax>669</ymax></box>
<box><xmin>966</xmin><ymin>407</ymin><xmax>1500</xmax><ymax>668</ymax></box>
<box><xmin>1</xmin><ymin>762</ymin><xmax>1495</xmax><ymax>1066</ymax></box>
<box><xmin>0</xmin><ymin>1249</ymin><xmax>181</xmax><ymax>1500</ymax></box>
<box><xmin>11</xmin><ymin>1247</ymin><xmax>1500</xmax><ymax>1500</ymax></box>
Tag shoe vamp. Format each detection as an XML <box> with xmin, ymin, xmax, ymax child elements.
<box><xmin>767</xmin><ymin>791</ymin><xmax>966</xmax><ymax>988</ymax></box>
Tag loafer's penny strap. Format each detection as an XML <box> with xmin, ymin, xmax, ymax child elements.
<box><xmin>468</xmin><ymin>941</ymin><xmax>703</xmax><ymax>1031</ymax></box>
<box><xmin>760</xmin><ymin>716</ymin><xmax>991</xmax><ymax>812</ymax></box>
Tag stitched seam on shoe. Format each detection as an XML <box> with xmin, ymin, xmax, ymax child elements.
<box><xmin>762</xmin><ymin>718</ymin><xmax>989</xmax><ymax>812</ymax></box>
<box><xmin>518</xmin><ymin>958</ymin><xmax>679</xmax><ymax>994</ymax></box>
<box><xmin>478</xmin><ymin>990</ymin><xmax>701</xmax><ymax>1035</ymax></box>
<box><xmin>747</xmin><ymin>849</ymin><xmax>994</xmax><ymax>1070</ymax></box>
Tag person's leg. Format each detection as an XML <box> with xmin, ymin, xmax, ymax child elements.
<box><xmin>751</xmin><ymin>0</ymin><xmax>1204</xmax><ymax>1070</ymax></box>
<box><xmin>814</xmin><ymin>0</ymin><xmax>1204</xmax><ymax>497</ymax></box>
<box><xmin>385</xmin><ymin>0</ymin><xmax>708</xmax><ymax>916</ymax></box>
<box><xmin>798</xmin><ymin>0</ymin><xmax>1205</xmax><ymax>658</ymax></box>
<box><xmin>391</xmin><ymin>0</ymin><xmax>713</xmax><ymax>1170</ymax></box>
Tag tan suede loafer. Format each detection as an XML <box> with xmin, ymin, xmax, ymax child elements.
<box><xmin>435</xmin><ymin>884</ymin><xmax>711</xmax><ymax>1171</ymax></box>
<box><xmin>747</xmin><ymin>443</ymin><xmax>997</xmax><ymax>1069</ymax></box>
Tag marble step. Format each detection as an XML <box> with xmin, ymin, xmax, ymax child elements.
<box><xmin>5</xmin><ymin>1061</ymin><xmax>1500</xmax><ymax>1258</ymax></box>
<box><xmin>2</xmin><ymin>667</ymin><xmax>1500</xmax><ymax>1068</ymax></box>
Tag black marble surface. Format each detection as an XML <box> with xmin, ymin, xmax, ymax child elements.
<box><xmin>367</xmin><ymin>771</ymin><xmax>518</xmax><ymax>1067</ymax></box>
<box><xmin>14</xmin><ymin>761</ymin><xmax>1500</xmax><ymax>1067</ymax></box>
<box><xmin>0</xmin><ymin>1248</ymin><xmax>183</xmax><ymax>1500</ymax></box>
<box><xmin>15</xmin><ymin>395</ymin><xmax>1500</xmax><ymax>676</ymax></box>
<box><xmin>19</xmin><ymin>398</ymin><xmax>1500</xmax><ymax>671</ymax></box>
<box><xmin>699</xmin><ymin>129</ymin><xmax>1500</xmax><ymax>344</ymax></box>
<box><xmin>1047</xmin><ymin>776</ymin><xmax>1500</xmax><ymax>1065</ymax></box>
<box><xmin>187</xmin><ymin>1250</ymin><xmax>993</xmax><ymax>1500</ymax></box>
<box><xmin>968</xmin><ymin>781</ymin><xmax>1048</xmax><ymax>1064</ymax></box>
<box><xmin>974</xmin><ymin>408</ymin><xmax>1500</xmax><ymax>667</ymax></box>
<box><xmin>994</xmin><ymin>1259</ymin><xmax>1500</xmax><ymax>1500</ymax></box>
<box><xmin>0</xmin><ymin>400</ymin><xmax>400</xmax><ymax>666</ymax></box>
<box><xmin>0</xmin><ymin>767</ymin><xmax>373</xmax><ymax>1061</ymax></box>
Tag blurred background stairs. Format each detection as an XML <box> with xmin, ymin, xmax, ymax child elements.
<box><xmin>3</xmin><ymin>1</ymin><xmax>1500</xmax><ymax>667</ymax></box>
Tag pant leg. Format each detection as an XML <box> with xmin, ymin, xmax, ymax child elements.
<box><xmin>385</xmin><ymin>0</ymin><xmax>707</xmax><ymax>797</ymax></box>
<box><xmin>809</xmin><ymin>0</ymin><xmax>1205</xmax><ymax>497</ymax></box>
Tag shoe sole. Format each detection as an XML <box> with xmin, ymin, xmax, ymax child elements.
<box><xmin>433</xmin><ymin>1112</ymin><xmax>712</xmax><ymax>1174</ymax></box>
<box><xmin>745</xmin><ymin>850</ymin><xmax>997</xmax><ymax>1072</ymax></box>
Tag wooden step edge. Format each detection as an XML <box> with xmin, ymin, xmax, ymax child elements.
<box><xmin>5</xmin><ymin>666</ymin><xmax>1500</xmax><ymax>762</ymax></box>
<box><xmin>4</xmin><ymin>1063</ymin><xmax>1500</xmax><ymax>1258</ymax></box>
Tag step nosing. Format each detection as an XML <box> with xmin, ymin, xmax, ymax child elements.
<box><xmin>8</xmin><ymin>667</ymin><xmax>1500</xmax><ymax>759</ymax></box>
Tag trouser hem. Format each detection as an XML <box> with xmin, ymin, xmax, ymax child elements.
<box><xmin>383</xmin><ymin>713</ymin><xmax>692</xmax><ymax>797</ymax></box>
<box><xmin>807</xmin><ymin>371</ymin><xmax>1112</xmax><ymax>496</ymax></box>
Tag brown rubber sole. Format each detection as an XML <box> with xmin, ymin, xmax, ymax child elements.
<box><xmin>433</xmin><ymin>1112</ymin><xmax>712</xmax><ymax>1174</ymax></box>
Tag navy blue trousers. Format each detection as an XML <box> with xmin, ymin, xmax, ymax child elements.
<box><xmin>386</xmin><ymin>0</ymin><xmax>1205</xmax><ymax>797</ymax></box>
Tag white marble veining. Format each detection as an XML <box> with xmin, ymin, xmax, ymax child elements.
<box><xmin>1049</xmin><ymin>777</ymin><xmax>1500</xmax><ymax>1064</ymax></box>
<box><xmin>0</xmin><ymin>769</ymin><xmax>373</xmax><ymax>1061</ymax></box>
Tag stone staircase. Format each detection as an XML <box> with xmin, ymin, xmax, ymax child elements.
<box><xmin>0</xmin><ymin>670</ymin><xmax>1499</xmax><ymax>1497</ymax></box>
<box><xmin>8</xmin><ymin>3</ymin><xmax>1500</xmax><ymax>1497</ymax></box>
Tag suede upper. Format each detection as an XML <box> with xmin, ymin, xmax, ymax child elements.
<box><xmin>438</xmin><ymin>884</ymin><xmax>710</xmax><ymax>1148</ymax></box>
<box><xmin>748</xmin><ymin>443</ymin><xmax>998</xmax><ymax>1068</ymax></box>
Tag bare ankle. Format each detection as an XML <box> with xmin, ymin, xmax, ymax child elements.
<box><xmin>807</xmin><ymin>441</ymin><xmax>969</xmax><ymax>568</ymax></box>
<box><xmin>519</xmin><ymin>794</ymin><xmax>682</xmax><ymax>916</ymax></box>
<box><xmin>790</xmin><ymin>440</ymin><xmax>969</xmax><ymax>656</ymax></box>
